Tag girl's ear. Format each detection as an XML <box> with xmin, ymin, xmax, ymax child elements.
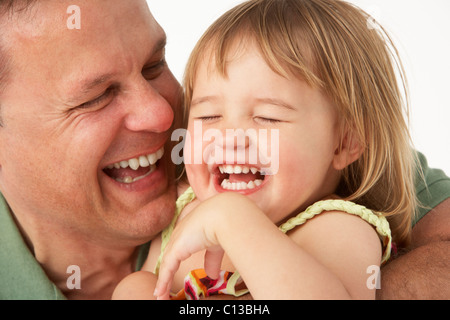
<box><xmin>333</xmin><ymin>131</ymin><xmax>364</xmax><ymax>170</ymax></box>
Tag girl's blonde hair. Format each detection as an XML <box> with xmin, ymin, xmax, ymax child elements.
<box><xmin>183</xmin><ymin>0</ymin><xmax>418</xmax><ymax>247</ymax></box>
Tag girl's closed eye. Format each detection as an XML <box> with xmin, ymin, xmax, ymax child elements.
<box><xmin>254</xmin><ymin>116</ymin><xmax>282</xmax><ymax>124</ymax></box>
<box><xmin>195</xmin><ymin>115</ymin><xmax>222</xmax><ymax>122</ymax></box>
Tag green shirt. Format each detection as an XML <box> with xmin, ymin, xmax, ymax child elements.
<box><xmin>414</xmin><ymin>152</ymin><xmax>450</xmax><ymax>225</ymax></box>
<box><xmin>0</xmin><ymin>194</ymin><xmax>66</xmax><ymax>299</ymax></box>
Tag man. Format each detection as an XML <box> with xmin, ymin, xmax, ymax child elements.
<box><xmin>0</xmin><ymin>0</ymin><xmax>448</xmax><ymax>300</ymax></box>
<box><xmin>0</xmin><ymin>0</ymin><xmax>182</xmax><ymax>299</ymax></box>
<box><xmin>379</xmin><ymin>199</ymin><xmax>450</xmax><ymax>299</ymax></box>
<box><xmin>378</xmin><ymin>153</ymin><xmax>450</xmax><ymax>299</ymax></box>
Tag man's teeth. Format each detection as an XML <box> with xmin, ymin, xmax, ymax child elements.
<box><xmin>105</xmin><ymin>147</ymin><xmax>164</xmax><ymax>184</ymax></box>
<box><xmin>106</xmin><ymin>147</ymin><xmax>164</xmax><ymax>171</ymax></box>
<box><xmin>115</xmin><ymin>167</ymin><xmax>156</xmax><ymax>184</ymax></box>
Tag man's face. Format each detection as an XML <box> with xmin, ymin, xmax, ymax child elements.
<box><xmin>0</xmin><ymin>0</ymin><xmax>181</xmax><ymax>245</ymax></box>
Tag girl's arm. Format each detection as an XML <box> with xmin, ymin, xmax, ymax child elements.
<box><xmin>154</xmin><ymin>192</ymin><xmax>382</xmax><ymax>300</ymax></box>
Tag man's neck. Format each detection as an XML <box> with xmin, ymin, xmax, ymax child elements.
<box><xmin>48</xmin><ymin>243</ymin><xmax>139</xmax><ymax>300</ymax></box>
<box><xmin>14</xmin><ymin>211</ymin><xmax>143</xmax><ymax>300</ymax></box>
<box><xmin>58</xmin><ymin>246</ymin><xmax>140</xmax><ymax>300</ymax></box>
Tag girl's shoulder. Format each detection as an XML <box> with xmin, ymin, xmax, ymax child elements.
<box><xmin>286</xmin><ymin>205</ymin><xmax>384</xmax><ymax>297</ymax></box>
<box><xmin>282</xmin><ymin>199</ymin><xmax>392</xmax><ymax>263</ymax></box>
<box><xmin>285</xmin><ymin>198</ymin><xmax>393</xmax><ymax>264</ymax></box>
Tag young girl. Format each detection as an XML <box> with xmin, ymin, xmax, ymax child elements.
<box><xmin>113</xmin><ymin>0</ymin><xmax>418</xmax><ymax>300</ymax></box>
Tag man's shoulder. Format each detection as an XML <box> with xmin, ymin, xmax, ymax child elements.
<box><xmin>0</xmin><ymin>193</ymin><xmax>66</xmax><ymax>300</ymax></box>
<box><xmin>415</xmin><ymin>152</ymin><xmax>450</xmax><ymax>224</ymax></box>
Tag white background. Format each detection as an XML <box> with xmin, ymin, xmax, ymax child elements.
<box><xmin>148</xmin><ymin>0</ymin><xmax>450</xmax><ymax>176</ymax></box>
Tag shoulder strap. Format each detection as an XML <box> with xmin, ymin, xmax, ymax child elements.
<box><xmin>279</xmin><ymin>200</ymin><xmax>392</xmax><ymax>264</ymax></box>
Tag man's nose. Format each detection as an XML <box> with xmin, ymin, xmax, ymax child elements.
<box><xmin>122</xmin><ymin>80</ymin><xmax>174</xmax><ymax>133</ymax></box>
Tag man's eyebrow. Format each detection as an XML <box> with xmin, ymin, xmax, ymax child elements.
<box><xmin>145</xmin><ymin>36</ymin><xmax>167</xmax><ymax>63</ymax></box>
<box><xmin>65</xmin><ymin>73</ymin><xmax>115</xmax><ymax>105</ymax></box>
<box><xmin>154</xmin><ymin>37</ymin><xmax>167</xmax><ymax>54</ymax></box>
<box><xmin>78</xmin><ymin>73</ymin><xmax>115</xmax><ymax>96</ymax></box>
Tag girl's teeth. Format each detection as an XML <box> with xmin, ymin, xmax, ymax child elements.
<box><xmin>220</xmin><ymin>179</ymin><xmax>264</xmax><ymax>191</ymax></box>
<box><xmin>218</xmin><ymin>164</ymin><xmax>264</xmax><ymax>191</ymax></box>
<box><xmin>219</xmin><ymin>165</ymin><xmax>261</xmax><ymax>175</ymax></box>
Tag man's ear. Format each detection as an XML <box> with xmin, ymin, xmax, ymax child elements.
<box><xmin>333</xmin><ymin>131</ymin><xmax>364</xmax><ymax>170</ymax></box>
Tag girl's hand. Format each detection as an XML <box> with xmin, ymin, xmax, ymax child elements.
<box><xmin>154</xmin><ymin>193</ymin><xmax>252</xmax><ymax>300</ymax></box>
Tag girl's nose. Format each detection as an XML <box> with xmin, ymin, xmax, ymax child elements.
<box><xmin>222</xmin><ymin>128</ymin><xmax>251</xmax><ymax>151</ymax></box>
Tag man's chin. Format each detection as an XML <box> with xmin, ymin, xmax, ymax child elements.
<box><xmin>113</xmin><ymin>182</ymin><xmax>177</xmax><ymax>242</ymax></box>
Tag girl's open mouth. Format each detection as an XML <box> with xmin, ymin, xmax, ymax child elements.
<box><xmin>215</xmin><ymin>164</ymin><xmax>267</xmax><ymax>191</ymax></box>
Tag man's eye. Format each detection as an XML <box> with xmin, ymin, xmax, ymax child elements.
<box><xmin>143</xmin><ymin>59</ymin><xmax>167</xmax><ymax>80</ymax></box>
<box><xmin>77</xmin><ymin>87</ymin><xmax>115</xmax><ymax>109</ymax></box>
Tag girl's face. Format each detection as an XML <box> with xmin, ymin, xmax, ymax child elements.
<box><xmin>185</xmin><ymin>43</ymin><xmax>343</xmax><ymax>224</ymax></box>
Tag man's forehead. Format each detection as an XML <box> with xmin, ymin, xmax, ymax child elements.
<box><xmin>3</xmin><ymin>0</ymin><xmax>156</xmax><ymax>40</ymax></box>
<box><xmin>4</xmin><ymin>0</ymin><xmax>162</xmax><ymax>65</ymax></box>
<box><xmin>2</xmin><ymin>0</ymin><xmax>165</xmax><ymax>100</ymax></box>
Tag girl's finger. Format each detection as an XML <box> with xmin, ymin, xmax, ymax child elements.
<box><xmin>204</xmin><ymin>248</ymin><xmax>225</xmax><ymax>280</ymax></box>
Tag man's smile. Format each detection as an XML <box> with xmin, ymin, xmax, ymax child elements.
<box><xmin>103</xmin><ymin>147</ymin><xmax>165</xmax><ymax>184</ymax></box>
